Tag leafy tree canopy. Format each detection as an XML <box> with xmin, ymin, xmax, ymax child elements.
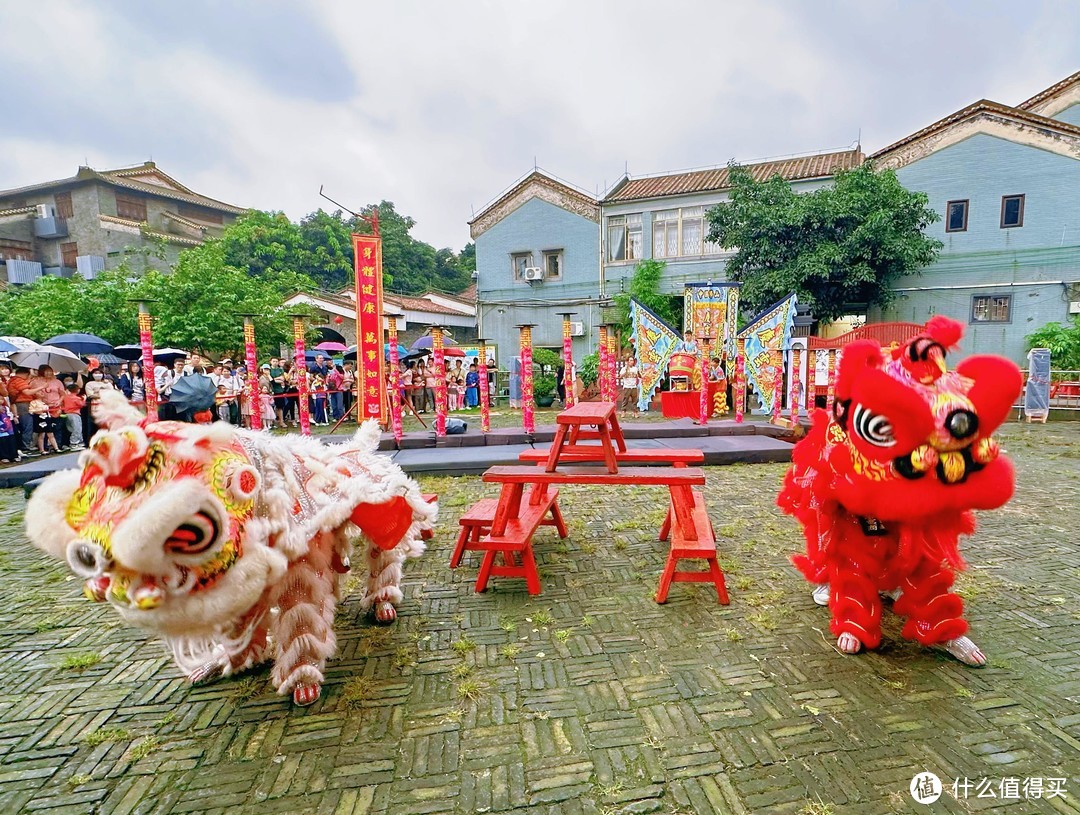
<box><xmin>1027</xmin><ymin>316</ymin><xmax>1080</xmax><ymax>370</ymax></box>
<box><xmin>612</xmin><ymin>259</ymin><xmax>683</xmax><ymax>336</ymax></box>
<box><xmin>706</xmin><ymin>163</ymin><xmax>942</xmax><ymax>323</ymax></box>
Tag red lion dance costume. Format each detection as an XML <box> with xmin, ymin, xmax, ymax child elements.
<box><xmin>778</xmin><ymin>317</ymin><xmax>1021</xmax><ymax>665</ymax></box>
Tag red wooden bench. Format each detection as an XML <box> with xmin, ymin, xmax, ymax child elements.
<box><xmin>655</xmin><ymin>490</ymin><xmax>728</xmax><ymax>605</ymax></box>
<box><xmin>518</xmin><ymin>447</ymin><xmax>703</xmax><ymax>467</ymax></box>
<box><xmin>451</xmin><ymin>489</ymin><xmax>567</xmax><ymax>568</ymax></box>
<box><xmin>473</xmin><ymin>487</ymin><xmax>563</xmax><ymax>595</ymax></box>
<box><xmin>481</xmin><ymin>466</ymin><xmax>725</xmax><ymax>601</ymax></box>
<box><xmin>544</xmin><ymin>401</ymin><xmax>627</xmax><ymax>473</ymax></box>
<box><xmin>420</xmin><ymin>493</ymin><xmax>438</xmax><ymax>540</ymax></box>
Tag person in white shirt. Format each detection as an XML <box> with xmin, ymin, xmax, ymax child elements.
<box><xmin>618</xmin><ymin>356</ymin><xmax>641</xmax><ymax>416</ymax></box>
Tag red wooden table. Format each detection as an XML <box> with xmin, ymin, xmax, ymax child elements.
<box><xmin>545</xmin><ymin>400</ymin><xmax>627</xmax><ymax>473</ymax></box>
<box><xmin>660</xmin><ymin>382</ymin><xmax>725</xmax><ymax>419</ymax></box>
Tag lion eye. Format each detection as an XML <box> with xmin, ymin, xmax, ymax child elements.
<box><xmin>852</xmin><ymin>404</ymin><xmax>895</xmax><ymax>447</ymax></box>
<box><xmin>165</xmin><ymin>511</ymin><xmax>220</xmax><ymax>554</ymax></box>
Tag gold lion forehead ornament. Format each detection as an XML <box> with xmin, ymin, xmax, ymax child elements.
<box><xmin>65</xmin><ymin>420</ymin><xmax>261</xmax><ymax>610</ymax></box>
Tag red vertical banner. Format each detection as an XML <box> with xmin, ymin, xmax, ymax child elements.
<box><xmin>352</xmin><ymin>234</ymin><xmax>386</xmax><ymax>424</ymax></box>
<box><xmin>519</xmin><ymin>325</ymin><xmax>535</xmax><ymax>435</ymax></box>
<box><xmin>243</xmin><ymin>318</ymin><xmax>262</xmax><ymax>431</ymax></box>
<box><xmin>699</xmin><ymin>340</ymin><xmax>709</xmax><ymax>425</ymax></box>
<box><xmin>606</xmin><ymin>329</ymin><xmax>617</xmax><ymax>404</ymax></box>
<box><xmin>477</xmin><ymin>339</ymin><xmax>491</xmax><ymax>432</ymax></box>
<box><xmin>293</xmin><ymin>317</ymin><xmax>312</xmax><ymax>436</ymax></box>
<box><xmin>771</xmin><ymin>346</ymin><xmax>783</xmax><ymax>423</ymax></box>
<box><xmin>432</xmin><ymin>328</ymin><xmax>447</xmax><ymax>437</ymax></box>
<box><xmin>790</xmin><ymin>346</ymin><xmax>802</xmax><ymax>426</ymax></box>
<box><xmin>735</xmin><ymin>337</ymin><xmax>746</xmax><ymax>424</ymax></box>
<box><xmin>137</xmin><ymin>306</ymin><xmax>158</xmax><ymax>421</ymax></box>
<box><xmin>826</xmin><ymin>349</ymin><xmax>837</xmax><ymax>414</ymax></box>
<box><xmin>598</xmin><ymin>325</ymin><xmax>610</xmax><ymax>402</ymax></box>
<box><xmin>387</xmin><ymin>316</ymin><xmax>403</xmax><ymax>442</ymax></box>
<box><xmin>560</xmin><ymin>313</ymin><xmax>575</xmax><ymax>408</ymax></box>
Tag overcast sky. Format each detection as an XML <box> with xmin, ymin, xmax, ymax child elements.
<box><xmin>2</xmin><ymin>1</ymin><xmax>1077</xmax><ymax>251</ymax></box>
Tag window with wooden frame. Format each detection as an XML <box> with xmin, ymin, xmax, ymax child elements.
<box><xmin>0</xmin><ymin>239</ymin><xmax>33</xmax><ymax>261</ymax></box>
<box><xmin>115</xmin><ymin>192</ymin><xmax>148</xmax><ymax>222</ymax></box>
<box><xmin>1000</xmin><ymin>194</ymin><xmax>1024</xmax><ymax>228</ymax></box>
<box><xmin>542</xmin><ymin>249</ymin><xmax>563</xmax><ymax>280</ymax></box>
<box><xmin>54</xmin><ymin>191</ymin><xmax>73</xmax><ymax>220</ymax></box>
<box><xmin>606</xmin><ymin>214</ymin><xmax>642</xmax><ymax>261</ymax></box>
<box><xmin>178</xmin><ymin>202</ymin><xmax>224</xmax><ymax>224</ymax></box>
<box><xmin>510</xmin><ymin>252</ymin><xmax>532</xmax><ymax>281</ymax></box>
<box><xmin>971</xmin><ymin>294</ymin><xmax>1011</xmax><ymax>323</ymax></box>
<box><xmin>945</xmin><ymin>199</ymin><xmax>968</xmax><ymax>232</ymax></box>
<box><xmin>60</xmin><ymin>242</ymin><xmax>78</xmax><ymax>268</ymax></box>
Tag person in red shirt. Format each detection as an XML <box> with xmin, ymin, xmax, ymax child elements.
<box><xmin>6</xmin><ymin>366</ymin><xmax>36</xmax><ymax>454</ymax></box>
<box><xmin>61</xmin><ymin>383</ymin><xmax>87</xmax><ymax>449</ymax></box>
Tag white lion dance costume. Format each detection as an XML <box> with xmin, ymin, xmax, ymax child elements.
<box><xmin>25</xmin><ymin>391</ymin><xmax>435</xmax><ymax>706</ymax></box>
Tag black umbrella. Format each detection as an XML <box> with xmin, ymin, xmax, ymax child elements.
<box><xmin>113</xmin><ymin>344</ymin><xmax>143</xmax><ymax>361</ymax></box>
<box><xmin>168</xmin><ymin>374</ymin><xmax>218</xmax><ymax>414</ymax></box>
<box><xmin>45</xmin><ymin>332</ymin><xmax>113</xmax><ymax>356</ymax></box>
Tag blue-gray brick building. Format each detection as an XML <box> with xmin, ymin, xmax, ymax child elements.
<box><xmin>871</xmin><ymin>71</ymin><xmax>1080</xmax><ymax>363</ymax></box>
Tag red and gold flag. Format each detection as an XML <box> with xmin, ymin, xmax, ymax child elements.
<box><xmin>352</xmin><ymin>234</ymin><xmax>387</xmax><ymax>423</ymax></box>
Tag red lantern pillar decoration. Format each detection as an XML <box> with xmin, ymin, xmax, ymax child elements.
<box><xmin>431</xmin><ymin>326</ymin><xmax>447</xmax><ymax>438</ymax></box>
<box><xmin>558</xmin><ymin>312</ymin><xmax>576</xmax><ymax>408</ymax></box>
<box><xmin>136</xmin><ymin>302</ymin><xmax>158</xmax><ymax>421</ymax></box>
<box><xmin>790</xmin><ymin>346</ymin><xmax>802</xmax><ymax>426</ymax></box>
<box><xmin>518</xmin><ymin>324</ymin><xmax>535</xmax><ymax>435</ymax></box>
<box><xmin>291</xmin><ymin>315</ymin><xmax>312</xmax><ymax>436</ymax></box>
<box><xmin>699</xmin><ymin>338</ymin><xmax>710</xmax><ymax>425</ymax></box>
<box><xmin>771</xmin><ymin>342</ymin><xmax>784</xmax><ymax>424</ymax></box>
<box><xmin>605</xmin><ymin>326</ymin><xmax>618</xmax><ymax>405</ymax></box>
<box><xmin>241</xmin><ymin>316</ymin><xmax>262</xmax><ymax>431</ymax></box>
<box><xmin>477</xmin><ymin>337</ymin><xmax>491</xmax><ymax>432</ymax></box>
<box><xmin>826</xmin><ymin>349</ymin><xmax>837</xmax><ymax>414</ymax></box>
<box><xmin>386</xmin><ymin>315</ymin><xmax>403</xmax><ymax>442</ymax></box>
<box><xmin>735</xmin><ymin>337</ymin><xmax>746</xmax><ymax>424</ymax></box>
<box><xmin>597</xmin><ymin>324</ymin><xmax>610</xmax><ymax>402</ymax></box>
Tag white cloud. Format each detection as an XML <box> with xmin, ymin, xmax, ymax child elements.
<box><xmin>0</xmin><ymin>1</ymin><xmax>1077</xmax><ymax>253</ymax></box>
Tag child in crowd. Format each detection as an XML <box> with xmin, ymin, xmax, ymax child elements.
<box><xmin>29</xmin><ymin>398</ymin><xmax>58</xmax><ymax>455</ymax></box>
<box><xmin>0</xmin><ymin>401</ymin><xmax>19</xmax><ymax>463</ymax></box>
<box><xmin>216</xmin><ymin>384</ymin><xmax>231</xmax><ymax>424</ymax></box>
<box><xmin>465</xmin><ymin>364</ymin><xmax>479</xmax><ymax>408</ymax></box>
<box><xmin>61</xmin><ymin>383</ymin><xmax>86</xmax><ymax>450</ymax></box>
<box><xmin>311</xmin><ymin>375</ymin><xmax>328</xmax><ymax>425</ymax></box>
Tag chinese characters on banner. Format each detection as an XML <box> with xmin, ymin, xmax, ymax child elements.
<box><xmin>352</xmin><ymin>234</ymin><xmax>387</xmax><ymax>423</ymax></box>
<box><xmin>137</xmin><ymin>309</ymin><xmax>158</xmax><ymax>420</ymax></box>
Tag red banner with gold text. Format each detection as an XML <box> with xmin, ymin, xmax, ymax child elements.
<box><xmin>353</xmin><ymin>234</ymin><xmax>387</xmax><ymax>423</ymax></box>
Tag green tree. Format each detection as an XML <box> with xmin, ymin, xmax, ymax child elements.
<box><xmin>0</xmin><ymin>268</ymin><xmax>140</xmax><ymax>344</ymax></box>
<box><xmin>706</xmin><ymin>162</ymin><xmax>942</xmax><ymax>323</ymax></box>
<box><xmin>1027</xmin><ymin>317</ymin><xmax>1080</xmax><ymax>370</ymax></box>
<box><xmin>612</xmin><ymin>259</ymin><xmax>683</xmax><ymax>336</ymax></box>
<box><xmin>354</xmin><ymin>201</ymin><xmax>436</xmax><ymax>295</ymax></box>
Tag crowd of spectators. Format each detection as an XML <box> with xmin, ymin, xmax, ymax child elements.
<box><xmin>398</xmin><ymin>356</ymin><xmax>485</xmax><ymax>413</ymax></box>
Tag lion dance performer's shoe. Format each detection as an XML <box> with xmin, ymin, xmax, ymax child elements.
<box><xmin>25</xmin><ymin>391</ymin><xmax>436</xmax><ymax>706</ymax></box>
<box><xmin>779</xmin><ymin>317</ymin><xmax>1022</xmax><ymax>667</ymax></box>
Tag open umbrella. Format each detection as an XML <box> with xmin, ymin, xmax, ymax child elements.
<box><xmin>384</xmin><ymin>342</ymin><xmax>409</xmax><ymax>358</ymax></box>
<box><xmin>112</xmin><ymin>344</ymin><xmax>143</xmax><ymax>361</ymax></box>
<box><xmin>152</xmin><ymin>348</ymin><xmax>189</xmax><ymax>365</ymax></box>
<box><xmin>410</xmin><ymin>334</ymin><xmax>457</xmax><ymax>351</ymax></box>
<box><xmin>0</xmin><ymin>336</ymin><xmax>41</xmax><ymax>352</ymax></box>
<box><xmin>443</xmin><ymin>346</ymin><xmax>466</xmax><ymax>358</ymax></box>
<box><xmin>44</xmin><ymin>332</ymin><xmax>113</xmax><ymax>356</ymax></box>
<box><xmin>168</xmin><ymin>374</ymin><xmax>218</xmax><ymax>414</ymax></box>
<box><xmin>90</xmin><ymin>353</ymin><xmax>128</xmax><ymax>366</ymax></box>
<box><xmin>8</xmin><ymin>345</ymin><xmax>87</xmax><ymax>374</ymax></box>
<box><xmin>0</xmin><ymin>338</ymin><xmax>19</xmax><ymax>355</ymax></box>
<box><xmin>314</xmin><ymin>341</ymin><xmax>350</xmax><ymax>353</ymax></box>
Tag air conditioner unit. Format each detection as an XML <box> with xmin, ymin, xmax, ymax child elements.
<box><xmin>36</xmin><ymin>204</ymin><xmax>51</xmax><ymax>219</ymax></box>
<box><xmin>1069</xmin><ymin>301</ymin><xmax>1080</xmax><ymax>315</ymax></box>
<box><xmin>523</xmin><ymin>266</ymin><xmax>544</xmax><ymax>282</ymax></box>
<box><xmin>569</xmin><ymin>321</ymin><xmax>585</xmax><ymax>337</ymax></box>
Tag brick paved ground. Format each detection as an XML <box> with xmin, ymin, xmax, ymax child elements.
<box><xmin>0</xmin><ymin>423</ymin><xmax>1077</xmax><ymax>815</ymax></box>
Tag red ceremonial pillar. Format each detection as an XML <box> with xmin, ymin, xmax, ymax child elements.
<box><xmin>292</xmin><ymin>316</ymin><xmax>311</xmax><ymax>436</ymax></box>
<box><xmin>735</xmin><ymin>337</ymin><xmax>746</xmax><ymax>424</ymax></box>
<box><xmin>826</xmin><ymin>349</ymin><xmax>837</xmax><ymax>414</ymax></box>
<box><xmin>242</xmin><ymin>317</ymin><xmax>262</xmax><ymax>431</ymax></box>
<box><xmin>605</xmin><ymin>327</ymin><xmax>618</xmax><ymax>404</ymax></box>
<box><xmin>771</xmin><ymin>344</ymin><xmax>783</xmax><ymax>423</ymax></box>
<box><xmin>597</xmin><ymin>325</ymin><xmax>609</xmax><ymax>402</ymax></box>
<box><xmin>790</xmin><ymin>346</ymin><xmax>802</xmax><ymax>425</ymax></box>
<box><xmin>136</xmin><ymin>302</ymin><xmax>158</xmax><ymax>421</ymax></box>
<box><xmin>477</xmin><ymin>337</ymin><xmax>491</xmax><ymax>432</ymax></box>
<box><xmin>387</xmin><ymin>315</ymin><xmax>403</xmax><ymax>442</ymax></box>
<box><xmin>699</xmin><ymin>339</ymin><xmax>710</xmax><ymax>425</ymax></box>
<box><xmin>431</xmin><ymin>326</ymin><xmax>447</xmax><ymax>438</ymax></box>
<box><xmin>558</xmin><ymin>312</ymin><xmax>575</xmax><ymax>408</ymax></box>
<box><xmin>518</xmin><ymin>324</ymin><xmax>535</xmax><ymax>435</ymax></box>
